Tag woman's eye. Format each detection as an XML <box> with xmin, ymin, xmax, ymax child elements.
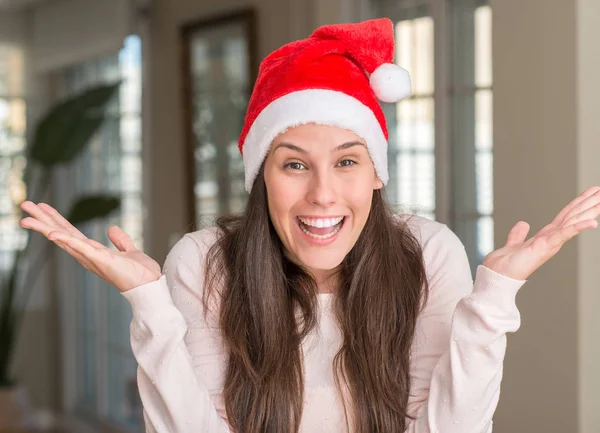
<box><xmin>338</xmin><ymin>159</ymin><xmax>357</xmax><ymax>168</ymax></box>
<box><xmin>284</xmin><ymin>162</ymin><xmax>306</xmax><ymax>171</ymax></box>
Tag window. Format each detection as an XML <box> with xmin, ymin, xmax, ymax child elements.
<box><xmin>0</xmin><ymin>43</ymin><xmax>27</xmax><ymax>278</ymax></box>
<box><xmin>372</xmin><ymin>0</ymin><xmax>493</xmax><ymax>274</ymax></box>
<box><xmin>59</xmin><ymin>35</ymin><xmax>144</xmax><ymax>429</ymax></box>
<box><xmin>385</xmin><ymin>14</ymin><xmax>435</xmax><ymax>221</ymax></box>
<box><xmin>473</xmin><ymin>5</ymin><xmax>494</xmax><ymax>265</ymax></box>
<box><xmin>182</xmin><ymin>11</ymin><xmax>256</xmax><ymax>227</ymax></box>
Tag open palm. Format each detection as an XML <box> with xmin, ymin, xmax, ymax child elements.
<box><xmin>19</xmin><ymin>201</ymin><xmax>161</xmax><ymax>293</ymax></box>
<box><xmin>483</xmin><ymin>186</ymin><xmax>600</xmax><ymax>280</ymax></box>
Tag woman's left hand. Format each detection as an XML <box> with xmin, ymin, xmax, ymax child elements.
<box><xmin>482</xmin><ymin>186</ymin><xmax>600</xmax><ymax>280</ymax></box>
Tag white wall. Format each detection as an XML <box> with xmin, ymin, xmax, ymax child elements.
<box><xmin>576</xmin><ymin>0</ymin><xmax>600</xmax><ymax>431</ymax></box>
<box><xmin>0</xmin><ymin>9</ymin><xmax>27</xmax><ymax>43</ymax></box>
<box><xmin>31</xmin><ymin>0</ymin><xmax>132</xmax><ymax>73</ymax></box>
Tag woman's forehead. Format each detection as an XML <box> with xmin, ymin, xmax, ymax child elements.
<box><xmin>273</xmin><ymin>124</ymin><xmax>366</xmax><ymax>146</ymax></box>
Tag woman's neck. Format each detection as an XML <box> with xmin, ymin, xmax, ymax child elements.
<box><xmin>310</xmin><ymin>268</ymin><xmax>340</xmax><ymax>294</ymax></box>
<box><xmin>282</xmin><ymin>249</ymin><xmax>341</xmax><ymax>294</ymax></box>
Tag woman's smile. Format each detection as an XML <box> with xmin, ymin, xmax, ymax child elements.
<box><xmin>296</xmin><ymin>215</ymin><xmax>348</xmax><ymax>245</ymax></box>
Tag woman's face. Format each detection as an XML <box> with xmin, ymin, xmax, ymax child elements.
<box><xmin>263</xmin><ymin>124</ymin><xmax>383</xmax><ymax>279</ymax></box>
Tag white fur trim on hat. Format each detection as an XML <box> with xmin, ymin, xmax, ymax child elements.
<box><xmin>242</xmin><ymin>89</ymin><xmax>388</xmax><ymax>192</ymax></box>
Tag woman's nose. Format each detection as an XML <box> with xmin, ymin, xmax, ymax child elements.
<box><xmin>305</xmin><ymin>170</ymin><xmax>336</xmax><ymax>207</ymax></box>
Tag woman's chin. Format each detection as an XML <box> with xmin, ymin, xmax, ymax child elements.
<box><xmin>294</xmin><ymin>250</ymin><xmax>345</xmax><ymax>274</ymax></box>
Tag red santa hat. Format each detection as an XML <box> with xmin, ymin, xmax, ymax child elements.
<box><xmin>238</xmin><ymin>18</ymin><xmax>411</xmax><ymax>192</ymax></box>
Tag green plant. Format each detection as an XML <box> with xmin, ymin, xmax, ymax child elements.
<box><xmin>0</xmin><ymin>82</ymin><xmax>123</xmax><ymax>387</ymax></box>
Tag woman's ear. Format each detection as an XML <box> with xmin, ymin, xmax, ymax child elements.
<box><xmin>373</xmin><ymin>174</ymin><xmax>384</xmax><ymax>190</ymax></box>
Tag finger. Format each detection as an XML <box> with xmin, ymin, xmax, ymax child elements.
<box><xmin>21</xmin><ymin>216</ymin><xmax>61</xmax><ymax>238</ymax></box>
<box><xmin>21</xmin><ymin>216</ymin><xmax>106</xmax><ymax>250</ymax></box>
<box><xmin>546</xmin><ymin>219</ymin><xmax>596</xmax><ymax>250</ymax></box>
<box><xmin>84</xmin><ymin>238</ymin><xmax>107</xmax><ymax>249</ymax></box>
<box><xmin>49</xmin><ymin>231</ymin><xmax>97</xmax><ymax>267</ymax></box>
<box><xmin>553</xmin><ymin>187</ymin><xmax>600</xmax><ymax>226</ymax></box>
<box><xmin>536</xmin><ymin>223</ymin><xmax>557</xmax><ymax>237</ymax></box>
<box><xmin>505</xmin><ymin>221</ymin><xmax>530</xmax><ymax>247</ymax></box>
<box><xmin>552</xmin><ymin>187</ymin><xmax>600</xmax><ymax>225</ymax></box>
<box><xmin>37</xmin><ymin>202</ymin><xmax>88</xmax><ymax>241</ymax></box>
<box><xmin>20</xmin><ymin>201</ymin><xmax>59</xmax><ymax>229</ymax></box>
<box><xmin>21</xmin><ymin>201</ymin><xmax>100</xmax><ymax>246</ymax></box>
<box><xmin>563</xmin><ymin>198</ymin><xmax>600</xmax><ymax>227</ymax></box>
<box><xmin>49</xmin><ymin>231</ymin><xmax>105</xmax><ymax>269</ymax></box>
<box><xmin>107</xmin><ymin>226</ymin><xmax>137</xmax><ymax>252</ymax></box>
<box><xmin>49</xmin><ymin>231</ymin><xmax>99</xmax><ymax>255</ymax></box>
<box><xmin>52</xmin><ymin>237</ymin><xmax>96</xmax><ymax>272</ymax></box>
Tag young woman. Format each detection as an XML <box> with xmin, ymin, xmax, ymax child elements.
<box><xmin>20</xmin><ymin>18</ymin><xmax>599</xmax><ymax>433</ymax></box>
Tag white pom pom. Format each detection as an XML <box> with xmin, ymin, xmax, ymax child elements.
<box><xmin>369</xmin><ymin>63</ymin><xmax>412</xmax><ymax>103</ymax></box>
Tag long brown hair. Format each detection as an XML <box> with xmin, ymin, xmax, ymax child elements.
<box><xmin>202</xmin><ymin>165</ymin><xmax>429</xmax><ymax>432</ymax></box>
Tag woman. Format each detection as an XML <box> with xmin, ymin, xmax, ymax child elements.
<box><xmin>20</xmin><ymin>18</ymin><xmax>599</xmax><ymax>433</ymax></box>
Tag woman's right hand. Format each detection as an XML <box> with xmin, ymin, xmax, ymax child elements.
<box><xmin>20</xmin><ymin>201</ymin><xmax>162</xmax><ymax>293</ymax></box>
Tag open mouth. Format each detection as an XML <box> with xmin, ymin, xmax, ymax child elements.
<box><xmin>297</xmin><ymin>216</ymin><xmax>346</xmax><ymax>240</ymax></box>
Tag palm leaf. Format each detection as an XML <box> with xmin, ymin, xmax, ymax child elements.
<box><xmin>30</xmin><ymin>82</ymin><xmax>121</xmax><ymax>166</ymax></box>
<box><xmin>67</xmin><ymin>195</ymin><xmax>121</xmax><ymax>225</ymax></box>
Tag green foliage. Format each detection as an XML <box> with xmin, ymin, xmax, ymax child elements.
<box><xmin>31</xmin><ymin>82</ymin><xmax>121</xmax><ymax>165</ymax></box>
<box><xmin>67</xmin><ymin>196</ymin><xmax>121</xmax><ymax>226</ymax></box>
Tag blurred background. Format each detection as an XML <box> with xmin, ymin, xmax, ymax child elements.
<box><xmin>0</xmin><ymin>0</ymin><xmax>598</xmax><ymax>432</ymax></box>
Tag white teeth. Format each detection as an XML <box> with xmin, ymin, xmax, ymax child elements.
<box><xmin>298</xmin><ymin>216</ymin><xmax>344</xmax><ymax>228</ymax></box>
<box><xmin>299</xmin><ymin>220</ymin><xmax>344</xmax><ymax>239</ymax></box>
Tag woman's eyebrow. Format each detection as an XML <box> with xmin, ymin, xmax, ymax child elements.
<box><xmin>273</xmin><ymin>141</ymin><xmax>365</xmax><ymax>154</ymax></box>
<box><xmin>333</xmin><ymin>141</ymin><xmax>365</xmax><ymax>152</ymax></box>
<box><xmin>273</xmin><ymin>142</ymin><xmax>307</xmax><ymax>154</ymax></box>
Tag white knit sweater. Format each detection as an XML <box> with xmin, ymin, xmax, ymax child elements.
<box><xmin>122</xmin><ymin>215</ymin><xmax>526</xmax><ymax>432</ymax></box>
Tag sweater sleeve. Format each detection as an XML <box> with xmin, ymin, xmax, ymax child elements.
<box><xmin>405</xmin><ymin>223</ymin><xmax>526</xmax><ymax>433</ymax></box>
<box><xmin>121</xmin><ymin>233</ymin><xmax>231</xmax><ymax>433</ymax></box>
